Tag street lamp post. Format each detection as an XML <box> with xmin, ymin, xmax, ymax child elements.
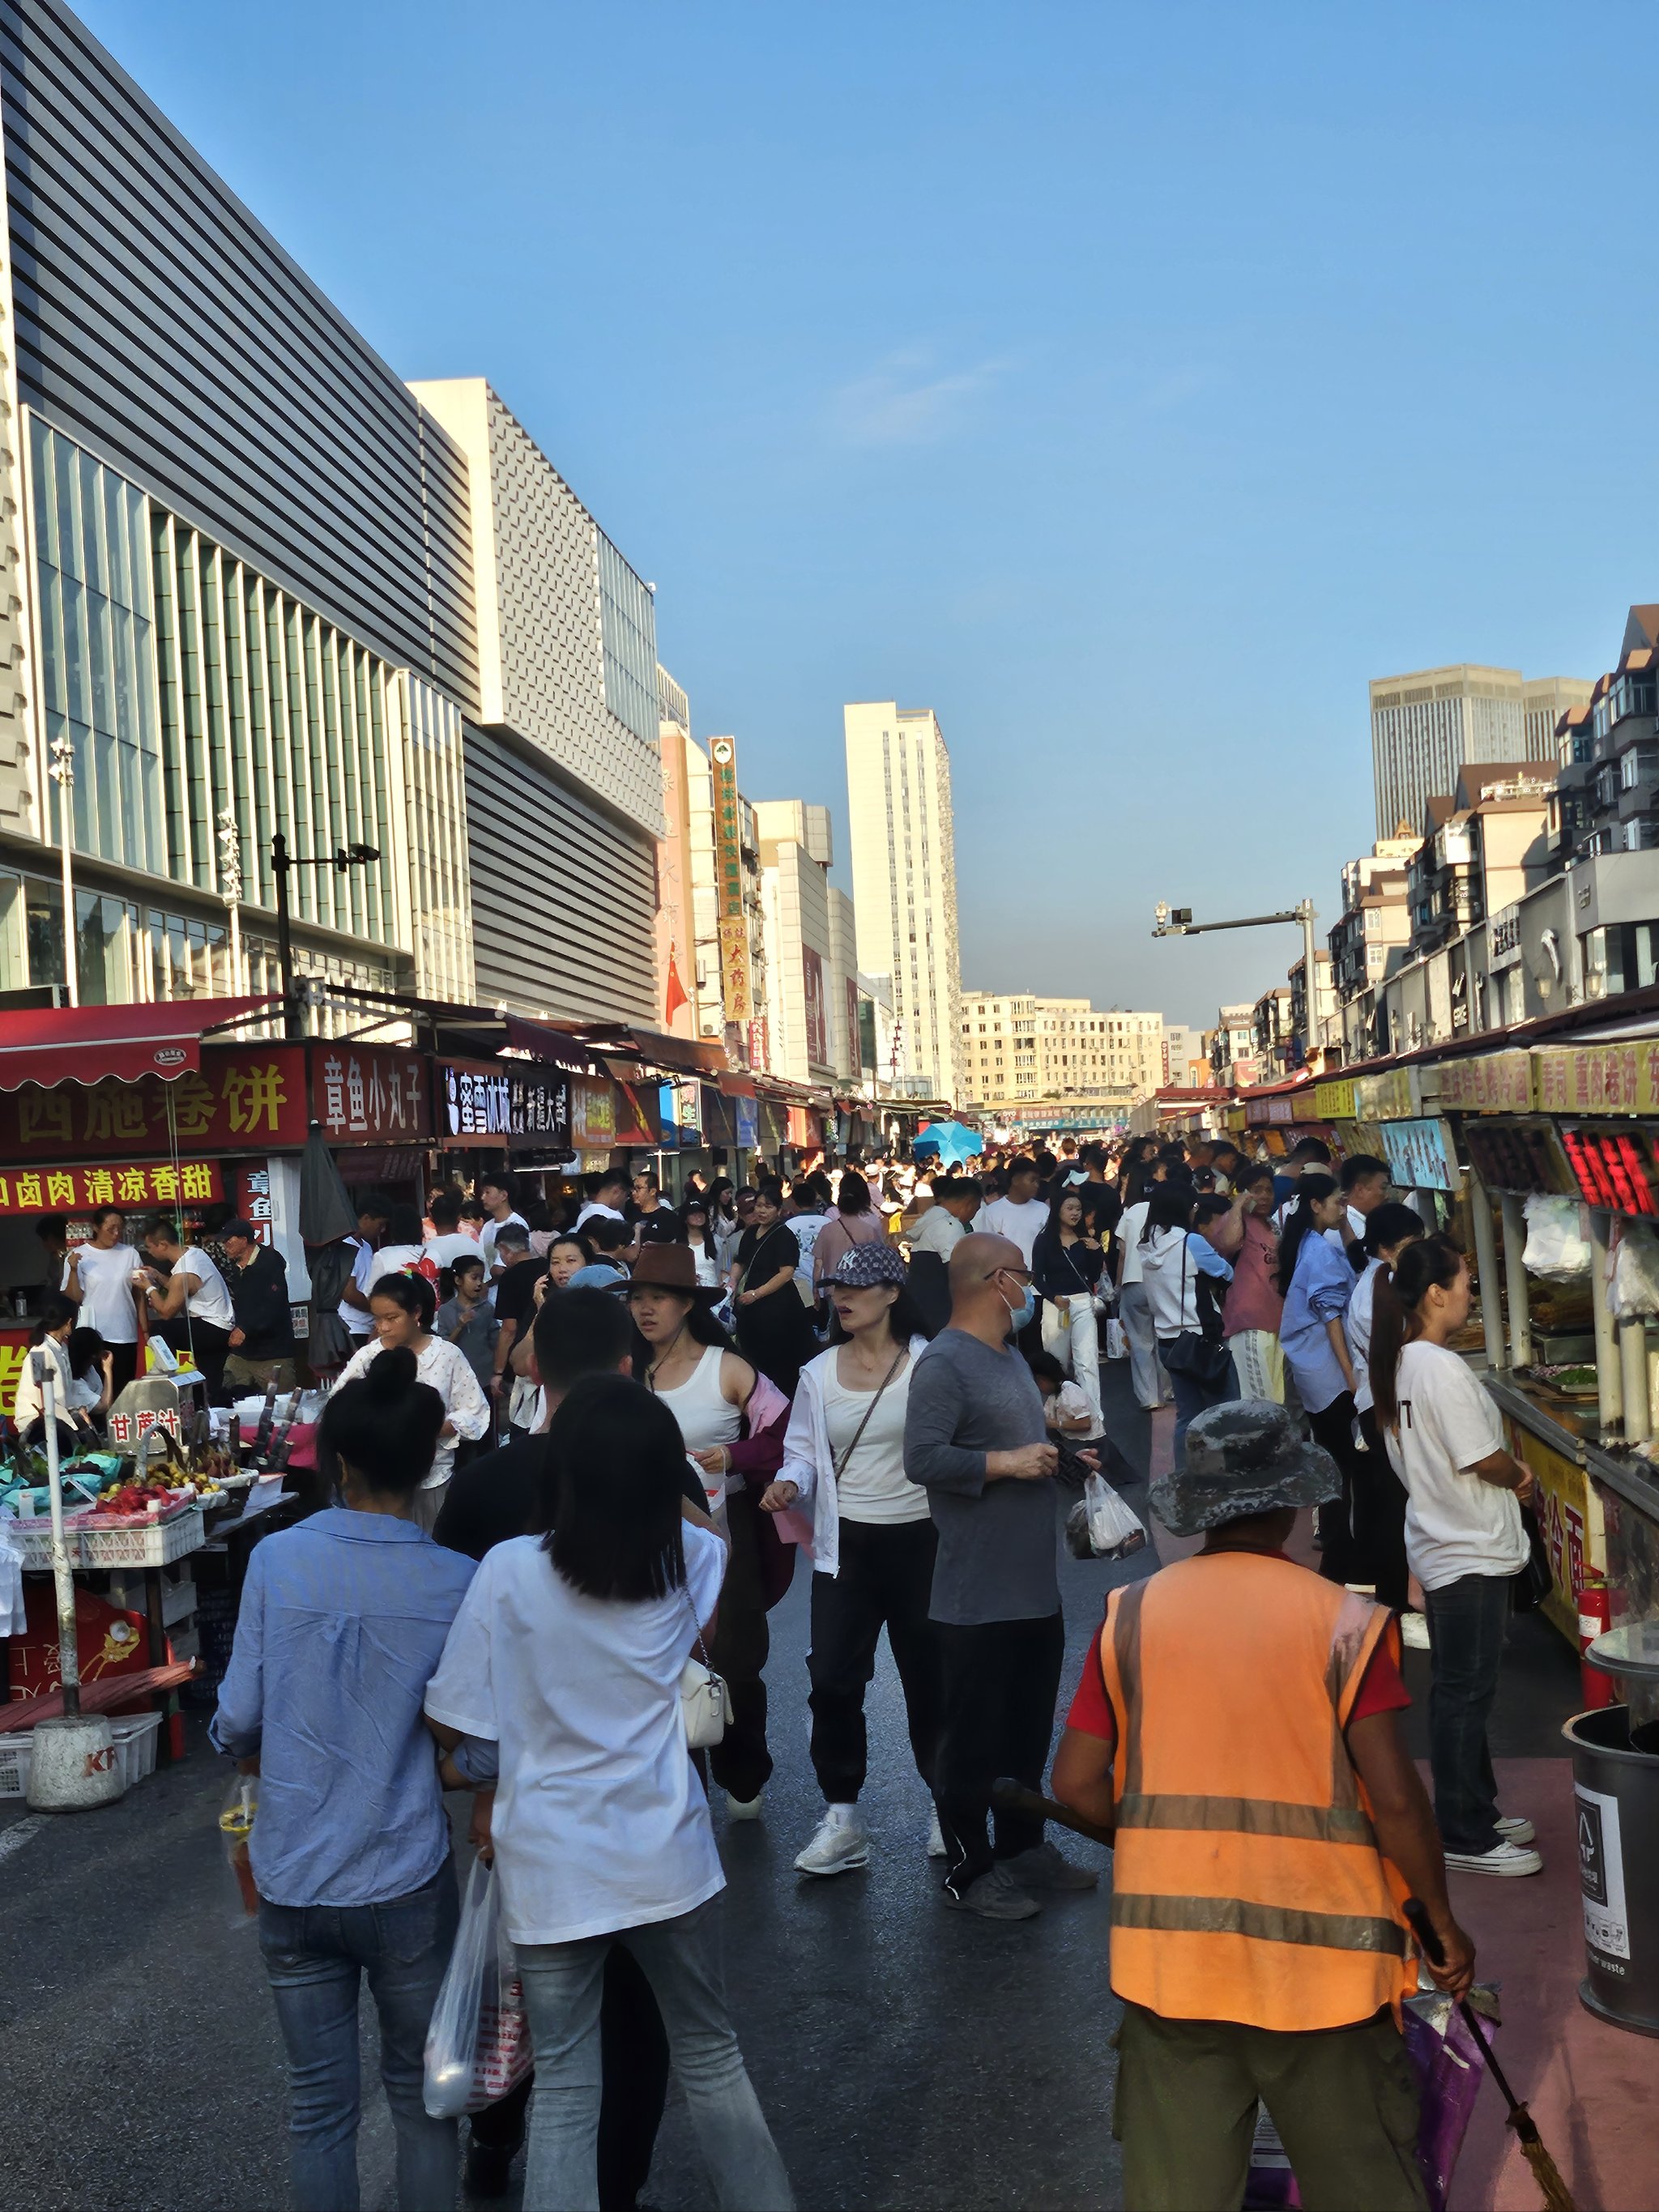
<box><xmin>1153</xmin><ymin>897</ymin><xmax>1322</xmax><ymax>1063</ymax></box>
<box><xmin>46</xmin><ymin>731</ymin><xmax>78</xmax><ymax>1008</ymax></box>
<box><xmin>270</xmin><ymin>833</ymin><xmax>381</xmax><ymax>1039</ymax></box>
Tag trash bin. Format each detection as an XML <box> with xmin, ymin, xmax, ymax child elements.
<box><xmin>1566</xmin><ymin>1621</ymin><xmax>1659</xmax><ymax>2038</ymax></box>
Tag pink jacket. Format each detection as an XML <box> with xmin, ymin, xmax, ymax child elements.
<box><xmin>1222</xmin><ymin>1213</ymin><xmax>1285</xmax><ymax>1336</ymax></box>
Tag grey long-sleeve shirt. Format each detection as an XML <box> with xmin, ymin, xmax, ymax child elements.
<box><xmin>902</xmin><ymin>1328</ymin><xmax>1060</xmax><ymax>1626</ymax></box>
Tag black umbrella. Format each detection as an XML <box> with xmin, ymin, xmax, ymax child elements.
<box><xmin>298</xmin><ymin>1123</ymin><xmax>358</xmax><ymax>1247</ymax></box>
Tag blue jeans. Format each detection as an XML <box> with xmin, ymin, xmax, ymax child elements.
<box><xmin>1163</xmin><ymin>1347</ymin><xmax>1240</xmax><ymax>1467</ymax></box>
<box><xmin>517</xmin><ymin>1896</ymin><xmax>794</xmax><ymax>2212</ymax></box>
<box><xmin>1423</xmin><ymin>1572</ymin><xmax>1511</xmax><ymax>1854</ymax></box>
<box><xmin>258</xmin><ymin>1860</ymin><xmax>459</xmax><ymax>2212</ymax></box>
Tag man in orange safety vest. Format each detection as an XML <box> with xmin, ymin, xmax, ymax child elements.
<box><xmin>1053</xmin><ymin>1398</ymin><xmax>1474</xmax><ymax>2212</ymax></box>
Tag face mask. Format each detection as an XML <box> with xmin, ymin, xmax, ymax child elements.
<box><xmin>1001</xmin><ymin>1280</ymin><xmax>1037</xmax><ymax>1333</ymax></box>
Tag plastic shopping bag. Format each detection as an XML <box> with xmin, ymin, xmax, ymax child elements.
<box><xmin>423</xmin><ymin>1857</ymin><xmax>531</xmax><ymax>2119</ymax></box>
<box><xmin>1610</xmin><ymin>1219</ymin><xmax>1659</xmax><ymax>1319</ymax></box>
<box><xmin>1104</xmin><ymin>1317</ymin><xmax>1128</xmax><ymax>1362</ymax></box>
<box><xmin>1520</xmin><ymin>1194</ymin><xmax>1592</xmax><ymax>1282</ymax></box>
<box><xmin>1065</xmin><ymin>1472</ymin><xmax>1147</xmax><ymax>1560</ymax></box>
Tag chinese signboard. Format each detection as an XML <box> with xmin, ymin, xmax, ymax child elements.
<box><xmin>1434</xmin><ymin>1051</ymin><xmax>1534</xmax><ymax>1115</ymax></box>
<box><xmin>657</xmin><ymin>1081</ymin><xmax>702</xmax><ymax>1147</ymax></box>
<box><xmin>1314</xmin><ymin>1079</ymin><xmax>1356</xmax><ymax>1121</ymax></box>
<box><xmin>1354</xmin><ymin>1068</ymin><xmax>1418</xmax><ymax>1122</ymax></box>
<box><xmin>1503</xmin><ymin>1416</ymin><xmax>1601</xmax><ymax>1643</ymax></box>
<box><xmin>0</xmin><ymin>1160</ymin><xmax>223</xmax><ymax>1216</ymax></box>
<box><xmin>710</xmin><ymin>737</ymin><xmax>753</xmax><ymax>1024</ymax></box>
<box><xmin>0</xmin><ymin>1048</ymin><xmax>308</xmax><ymax>1161</ymax></box>
<box><xmin>570</xmin><ymin>1080</ymin><xmax>616</xmax><ymax>1152</ymax></box>
<box><xmin>1380</xmin><ymin>1117</ymin><xmax>1456</xmax><ymax>1192</ymax></box>
<box><xmin>437</xmin><ymin>1061</ymin><xmax>571</xmax><ymax>1148</ymax></box>
<box><xmin>655</xmin><ymin>727</ymin><xmax>698</xmax><ymax>1038</ymax></box>
<box><xmin>1533</xmin><ymin>1041</ymin><xmax>1659</xmax><ymax>1117</ymax></box>
<box><xmin>803</xmin><ymin>948</ymin><xmax>829</xmax><ymax>1070</ymax></box>
<box><xmin>310</xmin><ymin>1046</ymin><xmax>431</xmax><ymax>1144</ymax></box>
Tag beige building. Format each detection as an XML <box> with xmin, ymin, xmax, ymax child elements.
<box><xmin>755</xmin><ymin>799</ymin><xmax>842</xmax><ymax>1087</ymax></box>
<box><xmin>1370</xmin><ymin>663</ymin><xmax>1592</xmax><ymax>844</ymax></box>
<box><xmin>843</xmin><ymin>701</ymin><xmax>962</xmax><ymax>1102</ymax></box>
<box><xmin>685</xmin><ymin>733</ymin><xmax>770</xmax><ymax>1072</ymax></box>
<box><xmin>959</xmin><ymin>993</ymin><xmax>1163</xmax><ymax>1110</ymax></box>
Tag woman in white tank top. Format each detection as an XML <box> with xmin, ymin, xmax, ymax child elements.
<box><xmin>626</xmin><ymin>1245</ymin><xmax>793</xmax><ymax>1823</ymax></box>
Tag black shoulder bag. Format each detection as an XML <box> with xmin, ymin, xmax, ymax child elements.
<box><xmin>1159</xmin><ymin>1236</ymin><xmax>1234</xmax><ymax>1389</ymax></box>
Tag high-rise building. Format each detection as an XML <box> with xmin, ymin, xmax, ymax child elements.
<box><xmin>686</xmin><ymin>735</ymin><xmax>768</xmax><ymax>1071</ymax></box>
<box><xmin>844</xmin><ymin>702</ymin><xmax>962</xmax><ymax>1102</ymax></box>
<box><xmin>958</xmin><ymin>994</ymin><xmax>1163</xmax><ymax>1110</ymax></box>
<box><xmin>1369</xmin><ymin>664</ymin><xmax>1591</xmax><ymax>840</ymax></box>
<box><xmin>754</xmin><ymin>800</ymin><xmax>839</xmax><ymax>1087</ymax></box>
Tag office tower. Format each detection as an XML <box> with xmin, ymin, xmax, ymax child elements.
<box><xmin>843</xmin><ymin>701</ymin><xmax>962</xmax><ymax>1102</ymax></box>
<box><xmin>1369</xmin><ymin>665</ymin><xmax>1592</xmax><ymax>840</ymax></box>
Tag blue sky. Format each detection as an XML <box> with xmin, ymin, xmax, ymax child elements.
<box><xmin>78</xmin><ymin>0</ymin><xmax>1659</xmax><ymax>1026</ymax></box>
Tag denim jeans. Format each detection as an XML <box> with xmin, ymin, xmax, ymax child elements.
<box><xmin>258</xmin><ymin>1860</ymin><xmax>459</xmax><ymax>2212</ymax></box>
<box><xmin>1423</xmin><ymin>1572</ymin><xmax>1511</xmax><ymax>1854</ymax></box>
<box><xmin>1163</xmin><ymin>1348</ymin><xmax>1239</xmax><ymax>1468</ymax></box>
<box><xmin>517</xmin><ymin>1897</ymin><xmax>793</xmax><ymax>2212</ymax></box>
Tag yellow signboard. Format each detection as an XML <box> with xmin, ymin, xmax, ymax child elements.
<box><xmin>1501</xmin><ymin>1415</ymin><xmax>1605</xmax><ymax>1643</ymax></box>
<box><xmin>1435</xmin><ymin>1051</ymin><xmax>1534</xmax><ymax>1115</ymax></box>
<box><xmin>709</xmin><ymin>738</ymin><xmax>752</xmax><ymax>1024</ymax></box>
<box><xmin>1532</xmin><ymin>1039</ymin><xmax>1659</xmax><ymax>1117</ymax></box>
<box><xmin>1314</xmin><ymin>1079</ymin><xmax>1356</xmax><ymax>1120</ymax></box>
<box><xmin>1354</xmin><ymin>1068</ymin><xmax>1416</xmax><ymax>1121</ymax></box>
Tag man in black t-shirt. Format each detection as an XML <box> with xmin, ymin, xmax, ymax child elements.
<box><xmin>488</xmin><ymin>1225</ymin><xmax>545</xmax><ymax>1432</ymax></box>
<box><xmin>628</xmin><ymin>1170</ymin><xmax>683</xmax><ymax>1247</ymax></box>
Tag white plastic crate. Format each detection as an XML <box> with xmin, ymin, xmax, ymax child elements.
<box><xmin>0</xmin><ymin>1711</ymin><xmax>163</xmax><ymax>1797</ymax></box>
<box><xmin>10</xmin><ymin>1504</ymin><xmax>203</xmax><ymax>1572</ymax></box>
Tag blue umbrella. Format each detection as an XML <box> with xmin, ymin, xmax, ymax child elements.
<box><xmin>911</xmin><ymin>1120</ymin><xmax>981</xmax><ymax>1166</ymax></box>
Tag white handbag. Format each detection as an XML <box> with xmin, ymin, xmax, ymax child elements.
<box><xmin>679</xmin><ymin>1590</ymin><xmax>734</xmax><ymax>1750</ymax></box>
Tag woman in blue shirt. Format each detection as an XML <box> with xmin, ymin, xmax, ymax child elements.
<box><xmin>1277</xmin><ymin>1174</ymin><xmax>1368</xmax><ymax>1584</ymax></box>
<box><xmin>212</xmin><ymin>1346</ymin><xmax>476</xmax><ymax>2212</ymax></box>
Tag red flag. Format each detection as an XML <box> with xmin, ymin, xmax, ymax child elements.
<box><xmin>663</xmin><ymin>947</ymin><xmax>689</xmax><ymax>1026</ymax></box>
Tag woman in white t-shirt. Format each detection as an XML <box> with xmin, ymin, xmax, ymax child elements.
<box><xmin>336</xmin><ymin>1273</ymin><xmax>491</xmax><ymax>1530</ymax></box>
<box><xmin>424</xmin><ymin>1375</ymin><xmax>794</xmax><ymax>2212</ymax></box>
<box><xmin>1371</xmin><ymin>1234</ymin><xmax>1542</xmax><ymax>1880</ymax></box>
<box><xmin>761</xmin><ymin>1242</ymin><xmax>940</xmax><ymax>1878</ymax></box>
<box><xmin>62</xmin><ymin>1207</ymin><xmax>143</xmax><ymax>1398</ymax></box>
<box><xmin>1111</xmin><ymin>1170</ymin><xmax>1170</xmax><ymax>1412</ymax></box>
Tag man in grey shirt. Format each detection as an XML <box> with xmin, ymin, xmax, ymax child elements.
<box><xmin>905</xmin><ymin>1232</ymin><xmax>1098</xmax><ymax>1920</ymax></box>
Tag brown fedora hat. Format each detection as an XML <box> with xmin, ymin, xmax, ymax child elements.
<box><xmin>624</xmin><ymin>1242</ymin><xmax>722</xmax><ymax>1301</ymax></box>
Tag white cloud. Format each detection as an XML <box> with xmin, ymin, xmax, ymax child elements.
<box><xmin>827</xmin><ymin>347</ymin><xmax>1010</xmax><ymax>447</ymax></box>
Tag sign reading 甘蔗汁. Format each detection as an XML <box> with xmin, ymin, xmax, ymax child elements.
<box><xmin>0</xmin><ymin>1161</ymin><xmax>224</xmax><ymax>1216</ymax></box>
<box><xmin>0</xmin><ymin>1048</ymin><xmax>308</xmax><ymax>1160</ymax></box>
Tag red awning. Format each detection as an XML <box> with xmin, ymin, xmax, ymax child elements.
<box><xmin>0</xmin><ymin>996</ymin><xmax>277</xmax><ymax>1091</ymax></box>
<box><xmin>501</xmin><ymin>1015</ymin><xmax>606</xmax><ymax>1077</ymax></box>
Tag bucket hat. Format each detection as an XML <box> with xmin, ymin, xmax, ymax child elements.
<box><xmin>1149</xmin><ymin>1398</ymin><xmax>1340</xmax><ymax>1537</ymax></box>
<box><xmin>623</xmin><ymin>1242</ymin><xmax>723</xmax><ymax>1302</ymax></box>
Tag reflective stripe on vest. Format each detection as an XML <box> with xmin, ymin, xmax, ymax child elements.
<box><xmin>1098</xmin><ymin>1552</ymin><xmax>1413</xmax><ymax>2032</ymax></box>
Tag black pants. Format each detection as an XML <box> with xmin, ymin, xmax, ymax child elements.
<box><xmin>708</xmin><ymin>1493</ymin><xmax>773</xmax><ymax>1803</ymax></box>
<box><xmin>1423</xmin><ymin>1572</ymin><xmax>1511</xmax><ymax>1855</ymax></box>
<box><xmin>934</xmin><ymin>1613</ymin><xmax>1065</xmax><ymax>1895</ymax></box>
<box><xmin>808</xmin><ymin>1518</ymin><xmax>941</xmax><ymax>1803</ymax></box>
<box><xmin>1308</xmin><ymin>1394</ymin><xmax>1371</xmax><ymax>1588</ymax></box>
<box><xmin>160</xmin><ymin>1315</ymin><xmax>232</xmax><ymax>1404</ymax></box>
<box><xmin>470</xmin><ymin>1946</ymin><xmax>669</xmax><ymax>2210</ymax></box>
<box><xmin>106</xmin><ymin>1342</ymin><xmax>139</xmax><ymax>1400</ymax></box>
<box><xmin>1356</xmin><ymin>1408</ymin><xmax>1411</xmax><ymax>1612</ymax></box>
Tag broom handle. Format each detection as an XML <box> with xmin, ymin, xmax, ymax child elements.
<box><xmin>1401</xmin><ymin>1899</ymin><xmax>1529</xmax><ymax>2125</ymax></box>
<box><xmin>990</xmin><ymin>1777</ymin><xmax>1115</xmax><ymax>1850</ymax></box>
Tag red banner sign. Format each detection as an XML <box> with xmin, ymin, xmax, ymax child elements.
<box><xmin>309</xmin><ymin>1045</ymin><xmax>431</xmax><ymax>1144</ymax></box>
<box><xmin>0</xmin><ymin>1160</ymin><xmax>223</xmax><ymax>1216</ymax></box>
<box><xmin>0</xmin><ymin>1046</ymin><xmax>308</xmax><ymax>1161</ymax></box>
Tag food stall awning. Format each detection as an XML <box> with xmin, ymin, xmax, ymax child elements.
<box><xmin>501</xmin><ymin>1015</ymin><xmax>607</xmax><ymax>1077</ymax></box>
<box><xmin>0</xmin><ymin>996</ymin><xmax>278</xmax><ymax>1091</ymax></box>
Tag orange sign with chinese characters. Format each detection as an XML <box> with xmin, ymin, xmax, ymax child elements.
<box><xmin>0</xmin><ymin>1159</ymin><xmax>223</xmax><ymax>1216</ymax></box>
<box><xmin>0</xmin><ymin>1046</ymin><xmax>308</xmax><ymax>1160</ymax></box>
<box><xmin>1533</xmin><ymin>1041</ymin><xmax>1659</xmax><ymax>1117</ymax></box>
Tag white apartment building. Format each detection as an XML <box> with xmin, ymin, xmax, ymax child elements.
<box><xmin>844</xmin><ymin>701</ymin><xmax>963</xmax><ymax>1102</ymax></box>
<box><xmin>1162</xmin><ymin>1023</ymin><xmax>1210</xmax><ymax>1087</ymax></box>
<box><xmin>755</xmin><ymin>799</ymin><xmax>843</xmax><ymax>1088</ymax></box>
<box><xmin>959</xmin><ymin>994</ymin><xmax>1164</xmax><ymax>1108</ymax></box>
<box><xmin>1370</xmin><ymin>664</ymin><xmax>1592</xmax><ymax>843</ymax></box>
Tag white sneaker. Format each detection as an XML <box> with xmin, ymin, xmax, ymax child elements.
<box><xmin>1399</xmin><ymin>1613</ymin><xmax>1431</xmax><ymax>1651</ymax></box>
<box><xmin>794</xmin><ymin>1807</ymin><xmax>870</xmax><ymax>1876</ymax></box>
<box><xmin>725</xmin><ymin>1791</ymin><xmax>764</xmax><ymax>1822</ymax></box>
<box><xmin>927</xmin><ymin>1807</ymin><xmax>947</xmax><ymax>1858</ymax></box>
<box><xmin>1445</xmin><ymin>1839</ymin><xmax>1543</xmax><ymax>1877</ymax></box>
<box><xmin>1495</xmin><ymin>1814</ymin><xmax>1537</xmax><ymax>1846</ymax></box>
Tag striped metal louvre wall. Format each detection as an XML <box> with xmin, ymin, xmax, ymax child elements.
<box><xmin>2</xmin><ymin>0</ymin><xmax>478</xmax><ymax>714</ymax></box>
<box><xmin>464</xmin><ymin>726</ymin><xmax>657</xmax><ymax>1027</ymax></box>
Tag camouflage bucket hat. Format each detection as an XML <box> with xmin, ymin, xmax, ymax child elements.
<box><xmin>1149</xmin><ymin>1398</ymin><xmax>1341</xmax><ymax>1537</ymax></box>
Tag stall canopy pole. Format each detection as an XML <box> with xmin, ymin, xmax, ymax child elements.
<box><xmin>1468</xmin><ymin>1171</ymin><xmax>1506</xmax><ymax>1371</ymax></box>
<box><xmin>1618</xmin><ymin>1310</ymin><xmax>1651</xmax><ymax>1445</ymax></box>
<box><xmin>1589</xmin><ymin>1209</ymin><xmax>1623</xmax><ymax>1436</ymax></box>
<box><xmin>34</xmin><ymin>1353</ymin><xmax>80</xmax><ymax>1720</ymax></box>
<box><xmin>1498</xmin><ymin>1193</ymin><xmax>1533</xmax><ymax>1370</ymax></box>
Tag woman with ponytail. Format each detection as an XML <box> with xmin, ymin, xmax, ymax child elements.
<box><xmin>1368</xmin><ymin>1234</ymin><xmax>1542</xmax><ymax>1877</ymax></box>
<box><xmin>212</xmin><ymin>1346</ymin><xmax>479</xmax><ymax>2208</ymax></box>
<box><xmin>1277</xmin><ymin>1174</ymin><xmax>1369</xmax><ymax>1582</ymax></box>
<box><xmin>1347</xmin><ymin>1203</ymin><xmax>1426</xmax><ymax>1628</ymax></box>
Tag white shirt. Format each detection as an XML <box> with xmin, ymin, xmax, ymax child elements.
<box><xmin>1383</xmin><ymin>1341</ymin><xmax>1527</xmax><ymax>1592</ymax></box>
<box><xmin>66</xmin><ymin>1241</ymin><xmax>142</xmax><ymax>1344</ymax></box>
<box><xmin>338</xmin><ymin>1236</ymin><xmax>377</xmax><ymax>1339</ymax></box>
<box><xmin>973</xmin><ymin>1196</ymin><xmax>1047</xmax><ymax>1268</ymax></box>
<box><xmin>479</xmin><ymin>1212</ymin><xmax>528</xmax><ymax>1271</ymax></box>
<box><xmin>906</xmin><ymin>1206</ymin><xmax>965</xmax><ymax>1259</ymax></box>
<box><xmin>423</xmin><ymin>1232</ymin><xmax>478</xmax><ymax>1271</ymax></box>
<box><xmin>821</xmin><ymin>1355</ymin><xmax>929</xmax><ymax>1524</ymax></box>
<box><xmin>335</xmin><ymin>1332</ymin><xmax>492</xmax><ymax>1488</ymax></box>
<box><xmin>365</xmin><ymin>1242</ymin><xmax>428</xmax><ymax>1294</ymax></box>
<box><xmin>174</xmin><ymin>1247</ymin><xmax>235</xmax><ymax>1332</ymax></box>
<box><xmin>1117</xmin><ymin>1201</ymin><xmax>1151</xmax><ymax>1286</ymax></box>
<box><xmin>13</xmin><ymin>1336</ymin><xmax>71</xmax><ymax>1433</ymax></box>
<box><xmin>1347</xmin><ymin>1259</ymin><xmax>1382</xmax><ymax>1417</ymax></box>
<box><xmin>575</xmin><ymin>1201</ymin><xmax>625</xmax><ymax>1230</ymax></box>
<box><xmin>424</xmin><ymin>1528</ymin><xmax>728</xmax><ymax>1946</ymax></box>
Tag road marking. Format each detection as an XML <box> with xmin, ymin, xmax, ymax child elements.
<box><xmin>0</xmin><ymin>1816</ymin><xmax>45</xmax><ymax>1864</ymax></box>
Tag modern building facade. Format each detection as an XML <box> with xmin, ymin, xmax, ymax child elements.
<box><xmin>844</xmin><ymin>701</ymin><xmax>963</xmax><ymax>1102</ymax></box>
<box><xmin>686</xmin><ymin>734</ymin><xmax>769</xmax><ymax>1073</ymax></box>
<box><xmin>754</xmin><ymin>800</ymin><xmax>842</xmax><ymax>1089</ymax></box>
<box><xmin>1369</xmin><ymin>663</ymin><xmax>1591</xmax><ymax>842</ymax></box>
<box><xmin>959</xmin><ymin>993</ymin><xmax>1163</xmax><ymax>1113</ymax></box>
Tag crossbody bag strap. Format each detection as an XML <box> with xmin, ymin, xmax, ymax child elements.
<box><xmin>831</xmin><ymin>1345</ymin><xmax>908</xmax><ymax>1482</ymax></box>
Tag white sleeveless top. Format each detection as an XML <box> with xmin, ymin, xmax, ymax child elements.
<box><xmin>653</xmin><ymin>1342</ymin><xmax>744</xmax><ymax>1498</ymax></box>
